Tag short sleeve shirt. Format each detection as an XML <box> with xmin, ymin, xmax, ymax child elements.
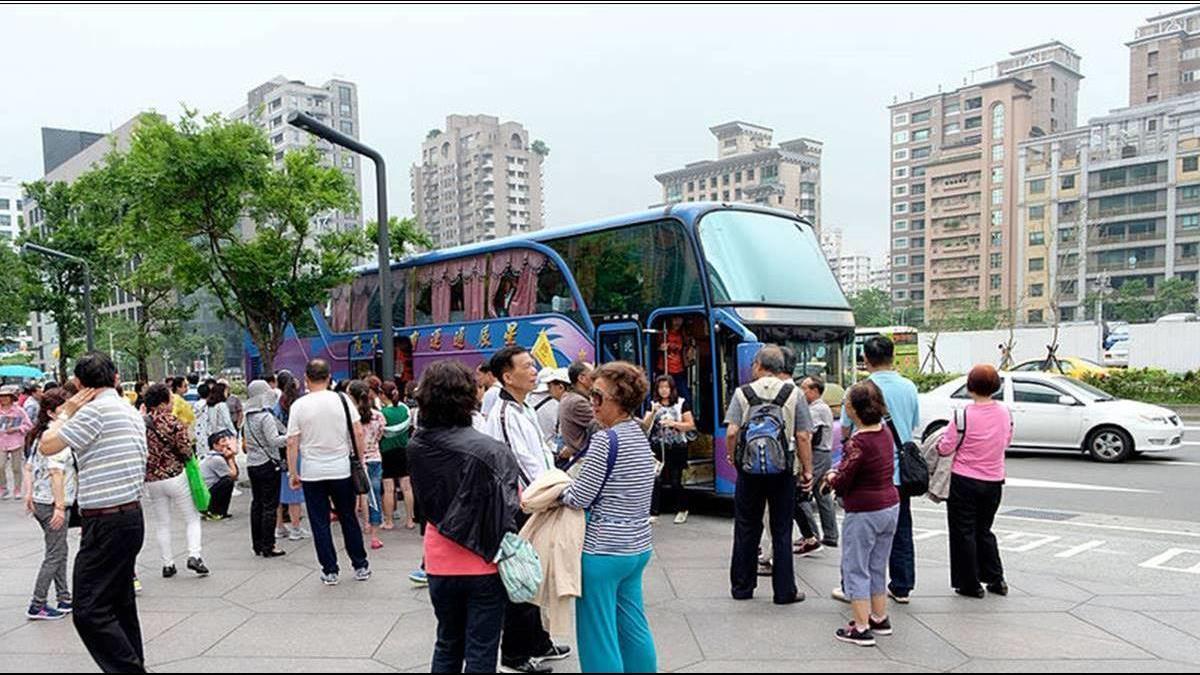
<box><xmin>57</xmin><ymin>390</ymin><xmax>148</xmax><ymax>509</ymax></box>
<box><xmin>286</xmin><ymin>390</ymin><xmax>355</xmax><ymax>482</ymax></box>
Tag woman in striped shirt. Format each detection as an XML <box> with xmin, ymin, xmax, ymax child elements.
<box><xmin>561</xmin><ymin>361</ymin><xmax>657</xmax><ymax>674</ymax></box>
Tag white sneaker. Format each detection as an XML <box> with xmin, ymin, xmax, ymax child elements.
<box><xmin>288</xmin><ymin>527</ymin><xmax>309</xmax><ymax>541</ymax></box>
<box><xmin>673</xmin><ymin>511</ymin><xmax>689</xmax><ymax>525</ymax></box>
<box><xmin>275</xmin><ymin>527</ymin><xmax>289</xmax><ymax>540</ymax></box>
<box><xmin>648</xmin><ymin>516</ymin><xmax>659</xmax><ymax>525</ymax></box>
<box><xmin>832</xmin><ymin>587</ymin><xmax>849</xmax><ymax>604</ymax></box>
<box><xmin>232</xmin><ymin>488</ymin><xmax>244</xmax><ymax>497</ymax></box>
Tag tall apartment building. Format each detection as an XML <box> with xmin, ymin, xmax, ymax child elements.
<box><xmin>1128</xmin><ymin>6</ymin><xmax>1200</xmax><ymax>106</ymax></box>
<box><xmin>889</xmin><ymin>42</ymin><xmax>1083</xmax><ymax>325</ymax></box>
<box><xmin>411</xmin><ymin>115</ymin><xmax>546</xmax><ymax>249</ymax></box>
<box><xmin>655</xmin><ymin>122</ymin><xmax>822</xmax><ymax>227</ymax></box>
<box><xmin>230</xmin><ymin>76</ymin><xmax>362</xmax><ymax>234</ymax></box>
<box><xmin>0</xmin><ymin>177</ymin><xmax>23</xmax><ymax>246</ymax></box>
<box><xmin>1018</xmin><ymin>94</ymin><xmax>1200</xmax><ymax>324</ymax></box>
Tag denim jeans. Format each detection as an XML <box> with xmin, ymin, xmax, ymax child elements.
<box><xmin>302</xmin><ymin>477</ymin><xmax>368</xmax><ymax>576</ymax></box>
<box><xmin>888</xmin><ymin>495</ymin><xmax>916</xmax><ymax>596</ymax></box>
<box><xmin>428</xmin><ymin>574</ymin><xmax>506</xmax><ymax>673</ymax></box>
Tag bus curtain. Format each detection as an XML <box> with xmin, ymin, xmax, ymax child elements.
<box><xmin>489</xmin><ymin>250</ymin><xmax>546</xmax><ymax>318</ymax></box>
<box><xmin>420</xmin><ymin>256</ymin><xmax>490</xmax><ymax>325</ymax></box>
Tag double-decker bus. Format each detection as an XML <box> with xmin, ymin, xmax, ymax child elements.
<box><xmin>246</xmin><ymin>203</ymin><xmax>854</xmax><ymax>496</ymax></box>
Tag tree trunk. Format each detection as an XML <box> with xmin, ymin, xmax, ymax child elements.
<box><xmin>56</xmin><ymin>321</ymin><xmax>71</xmax><ymax>383</ymax></box>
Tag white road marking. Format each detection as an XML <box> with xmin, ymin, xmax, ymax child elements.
<box><xmin>995</xmin><ymin>530</ymin><xmax>1061</xmax><ymax>553</ymax></box>
<box><xmin>1004</xmin><ymin>477</ymin><xmax>1157</xmax><ymax>494</ymax></box>
<box><xmin>1157</xmin><ymin>459</ymin><xmax>1200</xmax><ymax>465</ymax></box>
<box><xmin>1139</xmin><ymin>548</ymin><xmax>1200</xmax><ymax>574</ymax></box>
<box><xmin>1055</xmin><ymin>540</ymin><xmax>1107</xmax><ymax>558</ymax></box>
<box><xmin>911</xmin><ymin>506</ymin><xmax>1200</xmax><ymax>539</ymax></box>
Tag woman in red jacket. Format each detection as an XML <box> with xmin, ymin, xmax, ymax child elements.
<box><xmin>823</xmin><ymin>381</ymin><xmax>900</xmax><ymax>648</ymax></box>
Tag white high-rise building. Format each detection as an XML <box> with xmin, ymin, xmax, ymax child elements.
<box><xmin>0</xmin><ymin>177</ymin><xmax>22</xmax><ymax>246</ymax></box>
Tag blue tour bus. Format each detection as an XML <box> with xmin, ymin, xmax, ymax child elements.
<box><xmin>246</xmin><ymin>202</ymin><xmax>854</xmax><ymax>496</ymax></box>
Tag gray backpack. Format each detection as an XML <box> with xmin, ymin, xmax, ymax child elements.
<box><xmin>735</xmin><ymin>384</ymin><xmax>795</xmax><ymax>475</ymax></box>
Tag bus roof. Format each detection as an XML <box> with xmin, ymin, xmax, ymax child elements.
<box><xmin>355</xmin><ymin>202</ymin><xmax>812</xmax><ymax>274</ymax></box>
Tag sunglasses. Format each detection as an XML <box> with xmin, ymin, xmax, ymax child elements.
<box><xmin>590</xmin><ymin>388</ymin><xmax>614</xmax><ymax>406</ymax></box>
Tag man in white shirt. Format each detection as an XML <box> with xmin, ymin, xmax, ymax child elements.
<box><xmin>286</xmin><ymin>359</ymin><xmax>370</xmax><ymax>587</ymax></box>
<box><xmin>479</xmin><ymin>363</ymin><xmax>502</xmax><ymax>419</ymax></box>
<box><xmin>481</xmin><ymin>346</ymin><xmax>569</xmax><ymax>673</ymax></box>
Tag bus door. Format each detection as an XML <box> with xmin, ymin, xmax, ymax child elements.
<box><xmin>711</xmin><ymin>309</ymin><xmax>764</xmax><ymax>496</ymax></box>
<box><xmin>646</xmin><ymin>309</ymin><xmax>712</xmax><ymax>489</ymax></box>
<box><xmin>595</xmin><ymin>322</ymin><xmax>643</xmax><ymax>367</ymax></box>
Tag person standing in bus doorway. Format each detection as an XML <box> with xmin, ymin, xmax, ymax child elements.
<box><xmin>837</xmin><ymin>336</ymin><xmax>920</xmax><ymax>606</ymax></box>
<box><xmin>482</xmin><ymin>346</ymin><xmax>571</xmax><ymax>674</ymax></box>
<box><xmin>658</xmin><ymin>317</ymin><xmax>696</xmax><ymax>406</ymax></box>
<box><xmin>795</xmin><ymin>376</ymin><xmax>839</xmax><ymax>556</ymax></box>
<box><xmin>726</xmin><ymin>345</ymin><xmax>813</xmax><ymax>605</ymax></box>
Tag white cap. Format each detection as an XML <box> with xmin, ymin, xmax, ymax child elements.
<box><xmin>534</xmin><ymin>367</ymin><xmax>570</xmax><ymax>393</ymax></box>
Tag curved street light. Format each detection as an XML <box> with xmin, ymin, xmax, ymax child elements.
<box><xmin>21</xmin><ymin>242</ymin><xmax>95</xmax><ymax>352</ymax></box>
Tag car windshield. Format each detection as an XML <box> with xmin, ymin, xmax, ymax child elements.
<box><xmin>1054</xmin><ymin>376</ymin><xmax>1116</xmax><ymax>402</ymax></box>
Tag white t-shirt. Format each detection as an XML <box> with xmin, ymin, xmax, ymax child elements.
<box><xmin>286</xmin><ymin>390</ymin><xmax>355</xmax><ymax>482</ymax></box>
<box><xmin>481</xmin><ymin>383</ymin><xmax>503</xmax><ymax>418</ymax></box>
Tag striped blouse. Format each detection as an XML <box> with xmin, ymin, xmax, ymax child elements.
<box><xmin>561</xmin><ymin>419</ymin><xmax>656</xmax><ymax>556</ymax></box>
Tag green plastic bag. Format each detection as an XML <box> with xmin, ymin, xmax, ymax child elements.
<box><xmin>185</xmin><ymin>457</ymin><xmax>211</xmax><ymax>513</ymax></box>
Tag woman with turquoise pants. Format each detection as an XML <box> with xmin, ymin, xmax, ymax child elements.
<box><xmin>561</xmin><ymin>362</ymin><xmax>658</xmax><ymax>673</ymax></box>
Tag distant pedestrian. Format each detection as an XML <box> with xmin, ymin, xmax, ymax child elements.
<box><xmin>22</xmin><ymin>389</ymin><xmax>74</xmax><ymax>621</ymax></box>
<box><xmin>0</xmin><ymin>384</ymin><xmax>33</xmax><ymax>500</ymax></box>
<box><xmin>561</xmin><ymin>361</ymin><xmax>656</xmax><ymax>673</ymax></box>
<box><xmin>348</xmin><ymin>380</ymin><xmax>386</xmax><ymax>550</ymax></box>
<box><xmin>273</xmin><ymin>370</ymin><xmax>307</xmax><ymax>542</ymax></box>
<box><xmin>244</xmin><ymin>380</ymin><xmax>288</xmax><ymax>558</ymax></box>
<box><xmin>940</xmin><ymin>364</ymin><xmax>1011</xmax><ymax>599</ymax></box>
<box><xmin>202</xmin><ymin>382</ymin><xmax>237</xmax><ymax>448</ymax></box>
<box><xmin>39</xmin><ymin>352</ymin><xmax>149</xmax><ymax>673</ymax></box>
<box><xmin>408</xmin><ymin>360</ymin><xmax>521</xmax><ymax>675</ymax></box>
<box><xmin>286</xmin><ymin>359</ymin><xmax>370</xmax><ymax>586</ymax></box>
<box><xmin>22</xmin><ymin>383</ymin><xmax>43</xmax><ymax>425</ymax></box>
<box><xmin>824</xmin><ymin>381</ymin><xmax>899</xmax><ymax>647</ymax></box>
<box><xmin>170</xmin><ymin>377</ymin><xmax>196</xmax><ymax>430</ymax></box>
<box><xmin>142</xmin><ymin>383</ymin><xmax>208</xmax><ymax>578</ymax></box>
<box><xmin>378</xmin><ymin>381</ymin><xmax>414</xmax><ymax>531</ymax></box>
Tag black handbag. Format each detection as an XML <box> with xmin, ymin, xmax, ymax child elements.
<box><xmin>337</xmin><ymin>393</ymin><xmax>371</xmax><ymax>496</ymax></box>
<box><xmin>886</xmin><ymin>416</ymin><xmax>929</xmax><ymax>498</ymax></box>
<box><xmin>68</xmin><ymin>452</ymin><xmax>82</xmax><ymax>529</ymax></box>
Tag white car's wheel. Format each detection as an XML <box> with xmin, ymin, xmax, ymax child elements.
<box><xmin>1086</xmin><ymin>427</ymin><xmax>1134</xmax><ymax>463</ymax></box>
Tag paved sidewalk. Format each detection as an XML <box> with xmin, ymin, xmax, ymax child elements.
<box><xmin>0</xmin><ymin>492</ymin><xmax>1197</xmax><ymax>672</ymax></box>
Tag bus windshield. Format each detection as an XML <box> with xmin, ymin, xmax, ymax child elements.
<box><xmin>699</xmin><ymin>210</ymin><xmax>847</xmax><ymax>308</ymax></box>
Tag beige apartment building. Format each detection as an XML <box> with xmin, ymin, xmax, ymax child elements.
<box><xmin>411</xmin><ymin>115</ymin><xmax>546</xmax><ymax>249</ymax></box>
<box><xmin>1128</xmin><ymin>6</ymin><xmax>1200</xmax><ymax>106</ymax></box>
<box><xmin>655</xmin><ymin>122</ymin><xmax>821</xmax><ymax>227</ymax></box>
<box><xmin>889</xmin><ymin>42</ymin><xmax>1082</xmax><ymax>325</ymax></box>
<box><xmin>230</xmin><ymin>76</ymin><xmax>363</xmax><ymax>235</ymax></box>
<box><xmin>1018</xmin><ymin>94</ymin><xmax>1200</xmax><ymax>324</ymax></box>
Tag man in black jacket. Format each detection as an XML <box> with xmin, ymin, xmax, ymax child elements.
<box><xmin>408</xmin><ymin>361</ymin><xmax>523</xmax><ymax>674</ymax></box>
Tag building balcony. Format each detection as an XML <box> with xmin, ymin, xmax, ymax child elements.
<box><xmin>1181</xmin><ymin>137</ymin><xmax>1200</xmax><ymax>152</ymax></box>
<box><xmin>1026</xmin><ymin>161</ymin><xmax>1050</xmax><ymax>175</ymax></box>
<box><xmin>1093</xmin><ymin>231</ymin><xmax>1166</xmax><ymax>247</ymax></box>
<box><xmin>1090</xmin><ymin>258</ymin><xmax>1166</xmax><ymax>273</ymax></box>
<box><xmin>1060</xmin><ymin>157</ymin><xmax>1080</xmax><ymax>170</ymax></box>
<box><xmin>931</xmin><ymin>241</ymin><xmax>982</xmax><ymax>256</ymax></box>
<box><xmin>1088</xmin><ymin>204</ymin><xmax>1168</xmax><ymax>221</ymax></box>
<box><xmin>931</xmin><ymin>262</ymin><xmax>982</xmax><ymax>279</ymax></box>
<box><xmin>930</xmin><ymin>283</ymin><xmax>982</xmax><ymax>300</ymax></box>
<box><xmin>932</xmin><ymin>179</ymin><xmax>981</xmax><ymax>197</ymax></box>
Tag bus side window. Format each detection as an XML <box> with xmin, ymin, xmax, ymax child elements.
<box><xmin>492</xmin><ymin>270</ymin><xmax>520</xmax><ymax>318</ymax></box>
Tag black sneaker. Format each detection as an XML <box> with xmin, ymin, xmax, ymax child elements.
<box><xmin>162</xmin><ymin>565</ymin><xmax>177</xmax><ymax>579</ymax></box>
<box><xmin>187</xmin><ymin>557</ymin><xmax>210</xmax><ymax>577</ymax></box>
<box><xmin>987</xmin><ymin>581</ymin><xmax>1009</xmax><ymax>596</ymax></box>
<box><xmin>773</xmin><ymin>591</ymin><xmax>806</xmax><ymax>605</ymax></box>
<box><xmin>793</xmin><ymin>540</ymin><xmax>824</xmax><ymax>557</ymax></box>
<box><xmin>955</xmin><ymin>586</ymin><xmax>985</xmax><ymax>599</ymax></box>
<box><xmin>821</xmin><ymin>539</ymin><xmax>839</xmax><ymax>549</ymax></box>
<box><xmin>836</xmin><ymin>622</ymin><xmax>876</xmax><ymax>647</ymax></box>
<box><xmin>869</xmin><ymin>616</ymin><xmax>893</xmax><ymax>636</ymax></box>
<box><xmin>499</xmin><ymin>658</ymin><xmax>553</xmax><ymax>674</ymax></box>
<box><xmin>537</xmin><ymin>644</ymin><xmax>572</xmax><ymax>662</ymax></box>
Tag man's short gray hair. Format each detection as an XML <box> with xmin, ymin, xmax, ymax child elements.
<box><xmin>754</xmin><ymin>345</ymin><xmax>787</xmax><ymax>375</ymax></box>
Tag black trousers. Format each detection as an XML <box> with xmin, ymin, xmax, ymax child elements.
<box><xmin>501</xmin><ymin>509</ymin><xmax>553</xmax><ymax>663</ymax></box>
<box><xmin>429</xmin><ymin>574</ymin><xmax>507</xmax><ymax>673</ymax></box>
<box><xmin>731</xmin><ymin>472</ymin><xmax>797</xmax><ymax>602</ymax></box>
<box><xmin>207</xmin><ymin>475</ymin><xmax>234</xmax><ymax>517</ymax></box>
<box><xmin>650</xmin><ymin>442</ymin><xmax>689</xmax><ymax>515</ymax></box>
<box><xmin>947</xmin><ymin>473</ymin><xmax>1005</xmax><ymax>591</ymax></box>
<box><xmin>303</xmin><ymin>477</ymin><xmax>369</xmax><ymax>576</ymax></box>
<box><xmin>249</xmin><ymin>463</ymin><xmax>282</xmax><ymax>554</ymax></box>
<box><xmin>73</xmin><ymin>507</ymin><xmax>146</xmax><ymax>673</ymax></box>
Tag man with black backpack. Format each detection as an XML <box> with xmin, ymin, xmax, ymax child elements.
<box><xmin>726</xmin><ymin>345</ymin><xmax>812</xmax><ymax>605</ymax></box>
<box><xmin>838</xmin><ymin>336</ymin><xmax>921</xmax><ymax>605</ymax></box>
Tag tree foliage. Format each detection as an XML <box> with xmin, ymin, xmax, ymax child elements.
<box><xmin>366</xmin><ymin>216</ymin><xmax>434</xmax><ymax>261</ymax></box>
<box><xmin>848</xmin><ymin>288</ymin><xmax>891</xmax><ymax>328</ymax></box>
<box><xmin>531</xmin><ymin>139</ymin><xmax>550</xmax><ymax>158</ymax></box>
<box><xmin>1154</xmin><ymin>277</ymin><xmax>1198</xmax><ymax>317</ymax></box>
<box><xmin>926</xmin><ymin>300</ymin><xmax>1005</xmax><ymax>332</ymax></box>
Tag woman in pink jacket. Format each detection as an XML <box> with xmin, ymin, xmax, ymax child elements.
<box><xmin>0</xmin><ymin>384</ymin><xmax>33</xmax><ymax>500</ymax></box>
<box><xmin>938</xmin><ymin>364</ymin><xmax>1013</xmax><ymax>599</ymax></box>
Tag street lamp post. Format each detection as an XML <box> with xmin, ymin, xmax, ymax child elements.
<box><xmin>22</xmin><ymin>243</ymin><xmax>95</xmax><ymax>351</ymax></box>
<box><xmin>288</xmin><ymin>111</ymin><xmax>395</xmax><ymax>381</ymax></box>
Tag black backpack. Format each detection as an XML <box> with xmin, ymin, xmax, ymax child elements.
<box><xmin>886</xmin><ymin>416</ymin><xmax>929</xmax><ymax>498</ymax></box>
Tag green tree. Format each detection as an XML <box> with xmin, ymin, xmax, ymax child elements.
<box><xmin>531</xmin><ymin>139</ymin><xmax>550</xmax><ymax>158</ymax></box>
<box><xmin>848</xmin><ymin>288</ymin><xmax>891</xmax><ymax>327</ymax></box>
<box><xmin>74</xmin><ymin>147</ymin><xmax>194</xmax><ymax>382</ymax></box>
<box><xmin>1110</xmin><ymin>279</ymin><xmax>1155</xmax><ymax>323</ymax></box>
<box><xmin>426</xmin><ymin>129</ymin><xmax>442</xmax><ymax>141</ymax></box>
<box><xmin>0</xmin><ymin>246</ymin><xmax>31</xmax><ymax>338</ymax></box>
<box><xmin>1154</xmin><ymin>276</ymin><xmax>1198</xmax><ymax>317</ymax></box>
<box><xmin>366</xmin><ymin>216</ymin><xmax>434</xmax><ymax>261</ymax></box>
<box><xmin>20</xmin><ymin>180</ymin><xmax>117</xmax><ymax>378</ymax></box>
<box><xmin>124</xmin><ymin>111</ymin><xmax>370</xmax><ymax>373</ymax></box>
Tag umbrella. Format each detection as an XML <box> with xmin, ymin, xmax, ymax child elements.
<box><xmin>0</xmin><ymin>365</ymin><xmax>46</xmax><ymax>381</ymax></box>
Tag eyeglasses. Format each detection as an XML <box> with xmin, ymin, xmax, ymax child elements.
<box><xmin>590</xmin><ymin>388</ymin><xmax>613</xmax><ymax>406</ymax></box>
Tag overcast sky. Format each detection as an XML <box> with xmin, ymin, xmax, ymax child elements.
<box><xmin>1</xmin><ymin>3</ymin><xmax>1192</xmax><ymax>260</ymax></box>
